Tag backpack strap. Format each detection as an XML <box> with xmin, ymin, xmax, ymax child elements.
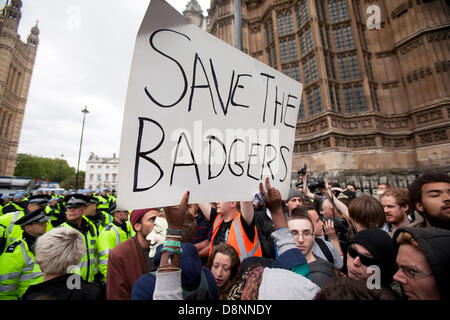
<box><xmin>315</xmin><ymin>238</ymin><xmax>334</xmax><ymax>264</ymax></box>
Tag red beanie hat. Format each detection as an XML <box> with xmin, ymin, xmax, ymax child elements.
<box><xmin>130</xmin><ymin>208</ymin><xmax>159</xmax><ymax>230</ymax></box>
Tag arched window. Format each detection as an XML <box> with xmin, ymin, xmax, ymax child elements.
<box><xmin>0</xmin><ymin>111</ymin><xmax>7</xmax><ymax>137</ymax></box>
<box><xmin>14</xmin><ymin>72</ymin><xmax>22</xmax><ymax>94</ymax></box>
<box><xmin>5</xmin><ymin>114</ymin><xmax>13</xmax><ymax>138</ymax></box>
<box><xmin>7</xmin><ymin>67</ymin><xmax>17</xmax><ymax>90</ymax></box>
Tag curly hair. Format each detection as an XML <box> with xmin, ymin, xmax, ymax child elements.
<box><xmin>380</xmin><ymin>187</ymin><xmax>410</xmax><ymax>212</ymax></box>
<box><xmin>207</xmin><ymin>243</ymin><xmax>241</xmax><ymax>300</ymax></box>
<box><xmin>408</xmin><ymin>172</ymin><xmax>450</xmax><ymax>214</ymax></box>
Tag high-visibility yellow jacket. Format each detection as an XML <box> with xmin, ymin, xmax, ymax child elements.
<box><xmin>0</xmin><ymin>212</ymin><xmax>53</xmax><ymax>249</ymax></box>
<box><xmin>96</xmin><ymin>220</ymin><xmax>133</xmax><ymax>283</ymax></box>
<box><xmin>59</xmin><ymin>216</ymin><xmax>98</xmax><ymax>283</ymax></box>
<box><xmin>0</xmin><ymin>202</ymin><xmax>25</xmax><ymax>216</ymax></box>
<box><xmin>0</xmin><ymin>237</ymin><xmax>43</xmax><ymax>300</ymax></box>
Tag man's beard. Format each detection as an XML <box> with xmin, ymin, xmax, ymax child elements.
<box><xmin>423</xmin><ymin>208</ymin><xmax>450</xmax><ymax>230</ymax></box>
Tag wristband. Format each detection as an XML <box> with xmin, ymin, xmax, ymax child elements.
<box><xmin>165</xmin><ymin>234</ymin><xmax>182</xmax><ymax>241</ymax></box>
<box><xmin>164</xmin><ymin>240</ymin><xmax>181</xmax><ymax>248</ymax></box>
<box><xmin>166</xmin><ymin>228</ymin><xmax>183</xmax><ymax>236</ymax></box>
<box><xmin>158</xmin><ymin>265</ymin><xmax>181</xmax><ymax>272</ymax></box>
<box><xmin>160</xmin><ymin>247</ymin><xmax>182</xmax><ymax>256</ymax></box>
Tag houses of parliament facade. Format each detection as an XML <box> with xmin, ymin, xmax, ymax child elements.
<box><xmin>202</xmin><ymin>0</ymin><xmax>449</xmax><ymax>187</ymax></box>
<box><xmin>0</xmin><ymin>0</ymin><xmax>38</xmax><ymax>176</ymax></box>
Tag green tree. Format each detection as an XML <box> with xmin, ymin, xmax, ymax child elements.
<box><xmin>60</xmin><ymin>172</ymin><xmax>85</xmax><ymax>190</ymax></box>
<box><xmin>14</xmin><ymin>154</ymin><xmax>76</xmax><ymax>183</ymax></box>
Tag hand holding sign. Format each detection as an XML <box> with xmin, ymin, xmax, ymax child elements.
<box><xmin>259</xmin><ymin>177</ymin><xmax>287</xmax><ymax>230</ymax></box>
<box><xmin>164</xmin><ymin>190</ymin><xmax>190</xmax><ymax>231</ymax></box>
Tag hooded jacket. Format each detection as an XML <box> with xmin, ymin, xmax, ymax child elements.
<box><xmin>308</xmin><ymin>256</ymin><xmax>335</xmax><ymax>287</ymax></box>
<box><xmin>131</xmin><ymin>242</ymin><xmax>218</xmax><ymax>300</ymax></box>
<box><xmin>393</xmin><ymin>227</ymin><xmax>450</xmax><ymax>300</ymax></box>
<box><xmin>347</xmin><ymin>229</ymin><xmax>396</xmax><ymax>287</ymax></box>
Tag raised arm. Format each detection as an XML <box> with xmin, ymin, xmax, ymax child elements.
<box><xmin>240</xmin><ymin>201</ymin><xmax>254</xmax><ymax>226</ymax></box>
<box><xmin>302</xmin><ymin>173</ymin><xmax>315</xmax><ymax>200</ymax></box>
<box><xmin>259</xmin><ymin>178</ymin><xmax>299</xmax><ymax>256</ymax></box>
<box><xmin>153</xmin><ymin>191</ymin><xmax>189</xmax><ymax>300</ymax></box>
<box><xmin>197</xmin><ymin>202</ymin><xmax>213</xmax><ymax>221</ymax></box>
<box><xmin>259</xmin><ymin>178</ymin><xmax>287</xmax><ymax>230</ymax></box>
<box><xmin>320</xmin><ymin>179</ymin><xmax>349</xmax><ymax>219</ymax></box>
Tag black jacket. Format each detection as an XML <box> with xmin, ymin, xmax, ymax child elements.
<box><xmin>21</xmin><ymin>274</ymin><xmax>103</xmax><ymax>300</ymax></box>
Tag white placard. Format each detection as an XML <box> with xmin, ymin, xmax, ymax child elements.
<box><xmin>118</xmin><ymin>0</ymin><xmax>303</xmax><ymax>209</ymax></box>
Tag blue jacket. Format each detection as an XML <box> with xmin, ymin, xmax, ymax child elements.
<box><xmin>131</xmin><ymin>243</ymin><xmax>218</xmax><ymax>300</ymax></box>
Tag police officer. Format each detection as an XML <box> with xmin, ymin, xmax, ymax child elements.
<box><xmin>0</xmin><ymin>194</ymin><xmax>52</xmax><ymax>249</ymax></box>
<box><xmin>0</xmin><ymin>207</ymin><xmax>48</xmax><ymax>299</ymax></box>
<box><xmin>45</xmin><ymin>197</ymin><xmax>65</xmax><ymax>227</ymax></box>
<box><xmin>84</xmin><ymin>196</ymin><xmax>113</xmax><ymax>234</ymax></box>
<box><xmin>59</xmin><ymin>194</ymin><xmax>98</xmax><ymax>283</ymax></box>
<box><xmin>93</xmin><ymin>189</ymin><xmax>111</xmax><ymax>213</ymax></box>
<box><xmin>97</xmin><ymin>209</ymin><xmax>134</xmax><ymax>283</ymax></box>
<box><xmin>102</xmin><ymin>188</ymin><xmax>117</xmax><ymax>212</ymax></box>
<box><xmin>0</xmin><ymin>194</ymin><xmax>24</xmax><ymax>215</ymax></box>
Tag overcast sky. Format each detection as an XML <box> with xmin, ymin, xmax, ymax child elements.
<box><xmin>16</xmin><ymin>0</ymin><xmax>211</xmax><ymax>171</ymax></box>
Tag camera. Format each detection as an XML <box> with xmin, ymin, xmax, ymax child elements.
<box><xmin>322</xmin><ymin>216</ymin><xmax>349</xmax><ymax>235</ymax></box>
<box><xmin>296</xmin><ymin>176</ymin><xmax>326</xmax><ymax>192</ymax></box>
<box><xmin>308</xmin><ymin>177</ymin><xmax>326</xmax><ymax>192</ymax></box>
<box><xmin>297</xmin><ymin>163</ymin><xmax>307</xmax><ymax>176</ymax></box>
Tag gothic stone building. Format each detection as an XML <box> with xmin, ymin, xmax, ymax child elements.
<box><xmin>207</xmin><ymin>0</ymin><xmax>450</xmax><ymax>189</ymax></box>
<box><xmin>0</xmin><ymin>0</ymin><xmax>39</xmax><ymax>176</ymax></box>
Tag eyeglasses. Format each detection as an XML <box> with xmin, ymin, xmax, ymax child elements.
<box><xmin>291</xmin><ymin>230</ymin><xmax>313</xmax><ymax>239</ymax></box>
<box><xmin>347</xmin><ymin>246</ymin><xmax>379</xmax><ymax>267</ymax></box>
<box><xmin>397</xmin><ymin>265</ymin><xmax>433</xmax><ymax>279</ymax></box>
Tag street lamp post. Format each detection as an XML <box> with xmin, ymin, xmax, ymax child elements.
<box><xmin>75</xmin><ymin>106</ymin><xmax>89</xmax><ymax>190</ymax></box>
<box><xmin>234</xmin><ymin>0</ymin><xmax>243</xmax><ymax>51</ymax></box>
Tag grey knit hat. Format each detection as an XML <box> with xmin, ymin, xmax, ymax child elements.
<box><xmin>286</xmin><ymin>188</ymin><xmax>302</xmax><ymax>202</ymax></box>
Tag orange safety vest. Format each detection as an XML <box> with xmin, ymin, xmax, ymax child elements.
<box><xmin>209</xmin><ymin>211</ymin><xmax>262</xmax><ymax>261</ymax></box>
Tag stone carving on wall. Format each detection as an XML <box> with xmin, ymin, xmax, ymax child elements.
<box><xmin>381</xmin><ymin>80</ymin><xmax>399</xmax><ymax>89</ymax></box>
<box><xmin>416</xmin><ymin>109</ymin><xmax>443</xmax><ymax>125</ymax></box>
<box><xmin>419</xmin><ymin>129</ymin><xmax>449</xmax><ymax>146</ymax></box>
<box><xmin>332</xmin><ymin>135</ymin><xmax>377</xmax><ymax>150</ymax></box>
<box><xmin>391</xmin><ymin>0</ymin><xmax>414</xmax><ymax>20</ymax></box>
<box><xmin>427</xmin><ymin>30</ymin><xmax>450</xmax><ymax>43</ymax></box>
<box><xmin>435</xmin><ymin>61</ymin><xmax>450</xmax><ymax>73</ymax></box>
<box><xmin>399</xmin><ymin>37</ymin><xmax>423</xmax><ymax>55</ymax></box>
<box><xmin>375</xmin><ymin>117</ymin><xmax>409</xmax><ymax>130</ymax></box>
<box><xmin>406</xmin><ymin>65</ymin><xmax>434</xmax><ymax>83</ymax></box>
<box><xmin>296</xmin><ymin>118</ymin><xmax>328</xmax><ymax>136</ymax></box>
<box><xmin>376</xmin><ymin>51</ymin><xmax>394</xmax><ymax>59</ymax></box>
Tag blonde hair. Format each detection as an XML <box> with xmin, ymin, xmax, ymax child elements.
<box><xmin>395</xmin><ymin>231</ymin><xmax>422</xmax><ymax>252</ymax></box>
<box><xmin>35</xmin><ymin>227</ymin><xmax>86</xmax><ymax>275</ymax></box>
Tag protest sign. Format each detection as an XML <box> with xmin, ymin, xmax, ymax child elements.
<box><xmin>118</xmin><ymin>0</ymin><xmax>303</xmax><ymax>209</ymax></box>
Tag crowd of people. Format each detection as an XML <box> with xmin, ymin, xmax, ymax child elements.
<box><xmin>0</xmin><ymin>170</ymin><xmax>448</xmax><ymax>301</ymax></box>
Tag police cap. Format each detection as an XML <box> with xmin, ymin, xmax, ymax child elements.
<box><xmin>14</xmin><ymin>207</ymin><xmax>50</xmax><ymax>226</ymax></box>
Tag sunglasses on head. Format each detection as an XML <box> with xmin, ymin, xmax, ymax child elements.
<box><xmin>347</xmin><ymin>246</ymin><xmax>378</xmax><ymax>266</ymax></box>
